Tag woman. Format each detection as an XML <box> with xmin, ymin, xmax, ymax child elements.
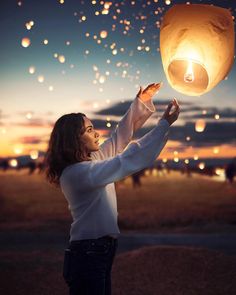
<box><xmin>45</xmin><ymin>82</ymin><xmax>180</xmax><ymax>295</ymax></box>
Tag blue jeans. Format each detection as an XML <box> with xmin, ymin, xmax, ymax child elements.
<box><xmin>63</xmin><ymin>236</ymin><xmax>118</xmax><ymax>295</ymax></box>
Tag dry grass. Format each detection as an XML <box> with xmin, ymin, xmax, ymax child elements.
<box><xmin>0</xmin><ymin>170</ymin><xmax>236</xmax><ymax>295</ymax></box>
<box><xmin>0</xmin><ymin>170</ymin><xmax>236</xmax><ymax>233</ymax></box>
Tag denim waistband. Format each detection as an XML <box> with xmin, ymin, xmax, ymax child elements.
<box><xmin>70</xmin><ymin>235</ymin><xmax>117</xmax><ymax>246</ymax></box>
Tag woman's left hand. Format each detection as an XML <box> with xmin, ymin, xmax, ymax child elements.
<box><xmin>136</xmin><ymin>82</ymin><xmax>163</xmax><ymax>102</ymax></box>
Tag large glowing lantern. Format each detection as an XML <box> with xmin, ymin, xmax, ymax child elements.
<box><xmin>160</xmin><ymin>4</ymin><xmax>235</xmax><ymax>96</ymax></box>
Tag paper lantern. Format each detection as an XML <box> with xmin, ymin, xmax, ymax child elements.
<box><xmin>160</xmin><ymin>4</ymin><xmax>235</xmax><ymax>96</ymax></box>
<box><xmin>195</xmin><ymin>119</ymin><xmax>206</xmax><ymax>132</ymax></box>
<box><xmin>21</xmin><ymin>37</ymin><xmax>31</xmax><ymax>48</ymax></box>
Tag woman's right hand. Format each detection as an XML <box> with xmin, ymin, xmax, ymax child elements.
<box><xmin>161</xmin><ymin>98</ymin><xmax>180</xmax><ymax>126</ymax></box>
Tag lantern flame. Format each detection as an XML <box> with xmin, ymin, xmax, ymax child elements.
<box><xmin>184</xmin><ymin>60</ymin><xmax>194</xmax><ymax>83</ymax></box>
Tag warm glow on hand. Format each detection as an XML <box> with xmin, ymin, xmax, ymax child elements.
<box><xmin>136</xmin><ymin>82</ymin><xmax>163</xmax><ymax>102</ymax></box>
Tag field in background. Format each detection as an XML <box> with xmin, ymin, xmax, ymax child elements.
<box><xmin>0</xmin><ymin>170</ymin><xmax>236</xmax><ymax>233</ymax></box>
<box><xmin>0</xmin><ymin>170</ymin><xmax>236</xmax><ymax>295</ymax></box>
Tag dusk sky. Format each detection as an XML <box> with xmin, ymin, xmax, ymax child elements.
<box><xmin>0</xmin><ymin>0</ymin><xmax>236</xmax><ymax>161</ymax></box>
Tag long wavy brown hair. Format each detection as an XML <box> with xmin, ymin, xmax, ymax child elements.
<box><xmin>44</xmin><ymin>112</ymin><xmax>89</xmax><ymax>186</ymax></box>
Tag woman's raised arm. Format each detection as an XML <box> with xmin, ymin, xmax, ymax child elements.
<box><xmin>91</xmin><ymin>83</ymin><xmax>163</xmax><ymax>160</ymax></box>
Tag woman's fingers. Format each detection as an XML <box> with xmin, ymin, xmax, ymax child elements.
<box><xmin>137</xmin><ymin>86</ymin><xmax>143</xmax><ymax>97</ymax></box>
<box><xmin>145</xmin><ymin>82</ymin><xmax>163</xmax><ymax>91</ymax></box>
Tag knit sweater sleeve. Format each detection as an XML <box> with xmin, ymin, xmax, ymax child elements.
<box><xmin>91</xmin><ymin>96</ymin><xmax>155</xmax><ymax>160</ymax></box>
<box><xmin>70</xmin><ymin>118</ymin><xmax>169</xmax><ymax>190</ymax></box>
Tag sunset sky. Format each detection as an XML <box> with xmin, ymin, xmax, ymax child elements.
<box><xmin>0</xmin><ymin>0</ymin><xmax>236</xmax><ymax>161</ymax></box>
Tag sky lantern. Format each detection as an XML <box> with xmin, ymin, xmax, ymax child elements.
<box><xmin>195</xmin><ymin>119</ymin><xmax>206</xmax><ymax>133</ymax></box>
<box><xmin>160</xmin><ymin>4</ymin><xmax>235</xmax><ymax>96</ymax></box>
<box><xmin>21</xmin><ymin>37</ymin><xmax>31</xmax><ymax>48</ymax></box>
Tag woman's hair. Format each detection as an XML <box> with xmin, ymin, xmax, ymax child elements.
<box><xmin>44</xmin><ymin>112</ymin><xmax>88</xmax><ymax>186</ymax></box>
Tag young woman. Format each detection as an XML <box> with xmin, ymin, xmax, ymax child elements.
<box><xmin>45</xmin><ymin>82</ymin><xmax>180</xmax><ymax>295</ymax></box>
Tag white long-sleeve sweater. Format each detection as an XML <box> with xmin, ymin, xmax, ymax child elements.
<box><xmin>59</xmin><ymin>97</ymin><xmax>170</xmax><ymax>241</ymax></box>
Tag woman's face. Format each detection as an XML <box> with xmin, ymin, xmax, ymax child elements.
<box><xmin>81</xmin><ymin>116</ymin><xmax>100</xmax><ymax>153</ymax></box>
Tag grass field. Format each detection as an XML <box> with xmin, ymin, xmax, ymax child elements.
<box><xmin>0</xmin><ymin>169</ymin><xmax>236</xmax><ymax>295</ymax></box>
<box><xmin>1</xmin><ymin>169</ymin><xmax>236</xmax><ymax>233</ymax></box>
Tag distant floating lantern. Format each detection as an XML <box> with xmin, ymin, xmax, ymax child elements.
<box><xmin>37</xmin><ymin>75</ymin><xmax>44</xmax><ymax>83</ymax></box>
<box><xmin>100</xmin><ymin>30</ymin><xmax>108</xmax><ymax>39</ymax></box>
<box><xmin>21</xmin><ymin>37</ymin><xmax>31</xmax><ymax>48</ymax></box>
<box><xmin>58</xmin><ymin>55</ymin><xmax>65</xmax><ymax>63</ymax></box>
<box><xmin>160</xmin><ymin>4</ymin><xmax>235</xmax><ymax>96</ymax></box>
<box><xmin>195</xmin><ymin>119</ymin><xmax>206</xmax><ymax>133</ymax></box>
<box><xmin>9</xmin><ymin>159</ymin><xmax>18</xmax><ymax>167</ymax></box>
<box><xmin>30</xmin><ymin>150</ymin><xmax>39</xmax><ymax>160</ymax></box>
<box><xmin>29</xmin><ymin>66</ymin><xmax>35</xmax><ymax>74</ymax></box>
<box><xmin>199</xmin><ymin>162</ymin><xmax>205</xmax><ymax>170</ymax></box>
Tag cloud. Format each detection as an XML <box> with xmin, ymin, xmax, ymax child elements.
<box><xmin>16</xmin><ymin>136</ymin><xmax>44</xmax><ymax>145</ymax></box>
<box><xmin>133</xmin><ymin>121</ymin><xmax>236</xmax><ymax>147</ymax></box>
<box><xmin>182</xmin><ymin>108</ymin><xmax>236</xmax><ymax>119</ymax></box>
<box><xmin>94</xmin><ymin>98</ymin><xmax>194</xmax><ymax>117</ymax></box>
<box><xmin>10</xmin><ymin>119</ymin><xmax>54</xmax><ymax>128</ymax></box>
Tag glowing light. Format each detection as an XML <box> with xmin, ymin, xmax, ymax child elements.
<box><xmin>30</xmin><ymin>150</ymin><xmax>39</xmax><ymax>160</ymax></box>
<box><xmin>66</xmin><ymin>41</ymin><xmax>70</xmax><ymax>46</ymax></box>
<box><xmin>162</xmin><ymin>158</ymin><xmax>168</xmax><ymax>163</ymax></box>
<box><xmin>37</xmin><ymin>75</ymin><xmax>44</xmax><ymax>83</ymax></box>
<box><xmin>43</xmin><ymin>39</ymin><xmax>48</xmax><ymax>45</ymax></box>
<box><xmin>193</xmin><ymin>155</ymin><xmax>199</xmax><ymax>160</ymax></box>
<box><xmin>165</xmin><ymin>0</ymin><xmax>171</xmax><ymax>5</ymax></box>
<box><xmin>29</xmin><ymin>66</ymin><xmax>35</xmax><ymax>74</ymax></box>
<box><xmin>1</xmin><ymin>128</ymin><xmax>6</xmax><ymax>134</ymax></box>
<box><xmin>21</xmin><ymin>38</ymin><xmax>31</xmax><ymax>48</ymax></box>
<box><xmin>112</xmin><ymin>49</ymin><xmax>117</xmax><ymax>55</ymax></box>
<box><xmin>26</xmin><ymin>112</ymin><xmax>32</xmax><ymax>119</ymax></box>
<box><xmin>58</xmin><ymin>55</ymin><xmax>65</xmax><ymax>63</ymax></box>
<box><xmin>25</xmin><ymin>23</ymin><xmax>31</xmax><ymax>30</ymax></box>
<box><xmin>174</xmin><ymin>157</ymin><xmax>179</xmax><ymax>163</ymax></box>
<box><xmin>81</xmin><ymin>16</ymin><xmax>87</xmax><ymax>21</ymax></box>
<box><xmin>160</xmin><ymin>4</ymin><xmax>234</xmax><ymax>96</ymax></box>
<box><xmin>184</xmin><ymin>60</ymin><xmax>194</xmax><ymax>83</ymax></box>
<box><xmin>184</xmin><ymin>159</ymin><xmax>189</xmax><ymax>164</ymax></box>
<box><xmin>100</xmin><ymin>30</ymin><xmax>108</xmax><ymax>39</ymax></box>
<box><xmin>152</xmin><ymin>168</ymin><xmax>158</xmax><ymax>176</ymax></box>
<box><xmin>214</xmin><ymin>114</ymin><xmax>220</xmax><ymax>120</ymax></box>
<box><xmin>186</xmin><ymin>136</ymin><xmax>191</xmax><ymax>141</ymax></box>
<box><xmin>145</xmin><ymin>169</ymin><xmax>150</xmax><ymax>176</ymax></box>
<box><xmin>106</xmin><ymin>122</ymin><xmax>111</xmax><ymax>128</ymax></box>
<box><xmin>14</xmin><ymin>146</ymin><xmax>23</xmax><ymax>155</ymax></box>
<box><xmin>49</xmin><ymin>86</ymin><xmax>54</xmax><ymax>91</ymax></box>
<box><xmin>195</xmin><ymin>119</ymin><xmax>206</xmax><ymax>132</ymax></box>
<box><xmin>29</xmin><ymin>21</ymin><xmax>34</xmax><ymax>26</ymax></box>
<box><xmin>215</xmin><ymin>168</ymin><xmax>224</xmax><ymax>176</ymax></box>
<box><xmin>59</xmin><ymin>0</ymin><xmax>64</xmax><ymax>4</ymax></box>
<box><xmin>99</xmin><ymin>76</ymin><xmax>106</xmax><ymax>84</ymax></box>
<box><xmin>104</xmin><ymin>2</ymin><xmax>111</xmax><ymax>9</ymax></box>
<box><xmin>9</xmin><ymin>159</ymin><xmax>18</xmax><ymax>168</ymax></box>
<box><xmin>93</xmin><ymin>103</ymin><xmax>99</xmax><ymax>109</ymax></box>
<box><xmin>199</xmin><ymin>162</ymin><xmax>205</xmax><ymax>170</ymax></box>
<box><xmin>54</xmin><ymin>53</ymin><xmax>58</xmax><ymax>58</ymax></box>
<box><xmin>213</xmin><ymin>147</ymin><xmax>220</xmax><ymax>154</ymax></box>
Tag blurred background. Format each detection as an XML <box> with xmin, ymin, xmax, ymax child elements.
<box><xmin>0</xmin><ymin>1</ymin><xmax>236</xmax><ymax>294</ymax></box>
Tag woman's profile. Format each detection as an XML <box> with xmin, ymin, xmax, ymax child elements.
<box><xmin>44</xmin><ymin>82</ymin><xmax>180</xmax><ymax>295</ymax></box>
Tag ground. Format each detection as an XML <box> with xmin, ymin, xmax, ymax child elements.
<box><xmin>0</xmin><ymin>169</ymin><xmax>236</xmax><ymax>294</ymax></box>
